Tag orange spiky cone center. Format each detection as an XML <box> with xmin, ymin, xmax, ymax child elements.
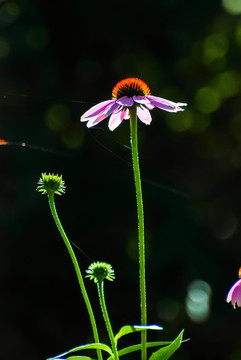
<box><xmin>112</xmin><ymin>78</ymin><xmax>151</xmax><ymax>99</ymax></box>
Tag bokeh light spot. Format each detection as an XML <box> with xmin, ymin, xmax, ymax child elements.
<box><xmin>61</xmin><ymin>126</ymin><xmax>85</xmax><ymax>149</ymax></box>
<box><xmin>186</xmin><ymin>280</ymin><xmax>212</xmax><ymax>323</ymax></box>
<box><xmin>212</xmin><ymin>70</ymin><xmax>240</xmax><ymax>98</ymax></box>
<box><xmin>45</xmin><ymin>104</ymin><xmax>70</xmax><ymax>132</ymax></box>
<box><xmin>190</xmin><ymin>112</ymin><xmax>210</xmax><ymax>133</ymax></box>
<box><xmin>203</xmin><ymin>33</ymin><xmax>228</xmax><ymax>64</ymax></box>
<box><xmin>166</xmin><ymin>110</ymin><xmax>210</xmax><ymax>133</ymax></box>
<box><xmin>0</xmin><ymin>2</ymin><xmax>21</xmax><ymax>24</ymax></box>
<box><xmin>165</xmin><ymin>110</ymin><xmax>193</xmax><ymax>132</ymax></box>
<box><xmin>235</xmin><ymin>24</ymin><xmax>241</xmax><ymax>46</ymax></box>
<box><xmin>222</xmin><ymin>0</ymin><xmax>241</xmax><ymax>15</ymax></box>
<box><xmin>4</xmin><ymin>2</ymin><xmax>21</xmax><ymax>17</ymax></box>
<box><xmin>195</xmin><ymin>87</ymin><xmax>221</xmax><ymax>114</ymax></box>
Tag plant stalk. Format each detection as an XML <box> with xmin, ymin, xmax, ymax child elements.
<box><xmin>129</xmin><ymin>106</ymin><xmax>147</xmax><ymax>360</ymax></box>
<box><xmin>97</xmin><ymin>281</ymin><xmax>119</xmax><ymax>360</ymax></box>
<box><xmin>47</xmin><ymin>193</ymin><xmax>103</xmax><ymax>360</ymax></box>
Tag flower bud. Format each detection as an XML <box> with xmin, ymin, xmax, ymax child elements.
<box><xmin>36</xmin><ymin>173</ymin><xmax>66</xmax><ymax>196</ymax></box>
<box><xmin>86</xmin><ymin>261</ymin><xmax>115</xmax><ymax>283</ymax></box>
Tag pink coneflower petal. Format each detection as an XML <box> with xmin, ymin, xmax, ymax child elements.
<box><xmin>108</xmin><ymin>109</ymin><xmax>127</xmax><ymax>131</ymax></box>
<box><xmin>136</xmin><ymin>106</ymin><xmax>152</xmax><ymax>125</ymax></box>
<box><xmin>105</xmin><ymin>101</ymin><xmax>121</xmax><ymax>116</ymax></box>
<box><xmin>86</xmin><ymin>113</ymin><xmax>108</xmax><ymax>128</ymax></box>
<box><xmin>147</xmin><ymin>95</ymin><xmax>187</xmax><ymax>113</ymax></box>
<box><xmin>133</xmin><ymin>96</ymin><xmax>151</xmax><ymax>105</ymax></box>
<box><xmin>123</xmin><ymin>108</ymin><xmax>130</xmax><ymax>120</ymax></box>
<box><xmin>80</xmin><ymin>78</ymin><xmax>187</xmax><ymax>129</ymax></box>
<box><xmin>116</xmin><ymin>96</ymin><xmax>134</xmax><ymax>107</ymax></box>
<box><xmin>234</xmin><ymin>286</ymin><xmax>241</xmax><ymax>307</ymax></box>
<box><xmin>226</xmin><ymin>279</ymin><xmax>241</xmax><ymax>309</ymax></box>
<box><xmin>144</xmin><ymin>102</ymin><xmax>155</xmax><ymax>110</ymax></box>
<box><xmin>81</xmin><ymin>100</ymin><xmax>115</xmax><ymax>121</ymax></box>
<box><xmin>226</xmin><ymin>286</ymin><xmax>234</xmax><ymax>303</ymax></box>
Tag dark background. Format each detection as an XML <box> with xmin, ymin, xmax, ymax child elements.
<box><xmin>1</xmin><ymin>0</ymin><xmax>241</xmax><ymax>359</ymax></box>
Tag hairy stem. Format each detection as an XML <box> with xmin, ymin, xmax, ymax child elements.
<box><xmin>129</xmin><ymin>106</ymin><xmax>147</xmax><ymax>360</ymax></box>
<box><xmin>97</xmin><ymin>281</ymin><xmax>119</xmax><ymax>360</ymax></box>
<box><xmin>47</xmin><ymin>193</ymin><xmax>103</xmax><ymax>360</ymax></box>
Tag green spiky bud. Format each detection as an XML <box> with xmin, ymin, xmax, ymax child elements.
<box><xmin>86</xmin><ymin>262</ymin><xmax>115</xmax><ymax>283</ymax></box>
<box><xmin>36</xmin><ymin>173</ymin><xmax>65</xmax><ymax>196</ymax></box>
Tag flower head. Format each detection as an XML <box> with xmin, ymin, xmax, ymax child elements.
<box><xmin>80</xmin><ymin>77</ymin><xmax>187</xmax><ymax>131</ymax></box>
<box><xmin>86</xmin><ymin>261</ymin><xmax>115</xmax><ymax>283</ymax></box>
<box><xmin>36</xmin><ymin>173</ymin><xmax>65</xmax><ymax>196</ymax></box>
<box><xmin>226</xmin><ymin>267</ymin><xmax>241</xmax><ymax>309</ymax></box>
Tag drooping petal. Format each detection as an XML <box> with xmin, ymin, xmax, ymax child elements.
<box><xmin>108</xmin><ymin>108</ymin><xmax>126</xmax><ymax>131</ymax></box>
<box><xmin>136</xmin><ymin>106</ymin><xmax>152</xmax><ymax>125</ymax></box>
<box><xmin>226</xmin><ymin>279</ymin><xmax>241</xmax><ymax>308</ymax></box>
<box><xmin>86</xmin><ymin>113</ymin><xmax>109</xmax><ymax>128</ymax></box>
<box><xmin>123</xmin><ymin>107</ymin><xmax>130</xmax><ymax>119</ymax></box>
<box><xmin>80</xmin><ymin>78</ymin><xmax>188</xmax><ymax>131</ymax></box>
<box><xmin>147</xmin><ymin>95</ymin><xmax>187</xmax><ymax>113</ymax></box>
<box><xmin>144</xmin><ymin>102</ymin><xmax>155</xmax><ymax>110</ymax></box>
<box><xmin>133</xmin><ymin>96</ymin><xmax>151</xmax><ymax>105</ymax></box>
<box><xmin>226</xmin><ymin>285</ymin><xmax>235</xmax><ymax>303</ymax></box>
<box><xmin>233</xmin><ymin>282</ymin><xmax>241</xmax><ymax>307</ymax></box>
<box><xmin>116</xmin><ymin>96</ymin><xmax>134</xmax><ymax>107</ymax></box>
<box><xmin>81</xmin><ymin>100</ymin><xmax>115</xmax><ymax>121</ymax></box>
<box><xmin>105</xmin><ymin>102</ymin><xmax>121</xmax><ymax>116</ymax></box>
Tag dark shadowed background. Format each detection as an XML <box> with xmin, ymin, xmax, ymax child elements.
<box><xmin>1</xmin><ymin>0</ymin><xmax>241</xmax><ymax>359</ymax></box>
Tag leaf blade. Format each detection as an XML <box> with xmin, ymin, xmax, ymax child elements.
<box><xmin>65</xmin><ymin>357</ymin><xmax>96</xmax><ymax>360</ymax></box>
<box><xmin>148</xmin><ymin>330</ymin><xmax>184</xmax><ymax>360</ymax></box>
<box><xmin>114</xmin><ymin>324</ymin><xmax>163</xmax><ymax>344</ymax></box>
<box><xmin>117</xmin><ymin>341</ymin><xmax>172</xmax><ymax>357</ymax></box>
<box><xmin>47</xmin><ymin>343</ymin><xmax>113</xmax><ymax>360</ymax></box>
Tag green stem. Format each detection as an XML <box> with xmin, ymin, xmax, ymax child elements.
<box><xmin>47</xmin><ymin>193</ymin><xmax>103</xmax><ymax>360</ymax></box>
<box><xmin>129</xmin><ymin>107</ymin><xmax>147</xmax><ymax>360</ymax></box>
<box><xmin>97</xmin><ymin>281</ymin><xmax>119</xmax><ymax>360</ymax></box>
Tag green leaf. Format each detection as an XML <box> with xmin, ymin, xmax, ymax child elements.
<box><xmin>65</xmin><ymin>357</ymin><xmax>96</xmax><ymax>360</ymax></box>
<box><xmin>114</xmin><ymin>325</ymin><xmax>136</xmax><ymax>343</ymax></box>
<box><xmin>109</xmin><ymin>341</ymin><xmax>172</xmax><ymax>359</ymax></box>
<box><xmin>47</xmin><ymin>343</ymin><xmax>113</xmax><ymax>360</ymax></box>
<box><xmin>148</xmin><ymin>330</ymin><xmax>184</xmax><ymax>360</ymax></box>
<box><xmin>114</xmin><ymin>325</ymin><xmax>163</xmax><ymax>344</ymax></box>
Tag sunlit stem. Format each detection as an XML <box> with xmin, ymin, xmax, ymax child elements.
<box><xmin>47</xmin><ymin>193</ymin><xmax>103</xmax><ymax>360</ymax></box>
<box><xmin>129</xmin><ymin>106</ymin><xmax>147</xmax><ymax>360</ymax></box>
<box><xmin>97</xmin><ymin>280</ymin><xmax>119</xmax><ymax>360</ymax></box>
